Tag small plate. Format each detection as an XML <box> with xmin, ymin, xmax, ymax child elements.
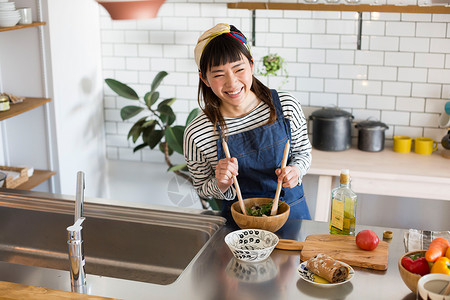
<box><xmin>297</xmin><ymin>260</ymin><xmax>354</xmax><ymax>287</ymax></box>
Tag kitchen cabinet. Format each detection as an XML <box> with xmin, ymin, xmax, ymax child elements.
<box><xmin>309</xmin><ymin>147</ymin><xmax>450</xmax><ymax>222</ymax></box>
<box><xmin>0</xmin><ymin>20</ymin><xmax>56</xmax><ymax>191</ymax></box>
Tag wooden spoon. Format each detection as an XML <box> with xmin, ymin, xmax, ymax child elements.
<box><xmin>222</xmin><ymin>140</ymin><xmax>247</xmax><ymax>215</ymax></box>
<box><xmin>271</xmin><ymin>140</ymin><xmax>290</xmax><ymax>216</ymax></box>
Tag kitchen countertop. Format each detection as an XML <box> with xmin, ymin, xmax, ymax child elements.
<box><xmin>0</xmin><ymin>216</ymin><xmax>416</xmax><ymax>300</ymax></box>
<box><xmin>170</xmin><ymin>219</ymin><xmax>416</xmax><ymax>300</ymax></box>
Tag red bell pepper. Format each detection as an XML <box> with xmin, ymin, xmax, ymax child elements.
<box><xmin>401</xmin><ymin>254</ymin><xmax>430</xmax><ymax>276</ymax></box>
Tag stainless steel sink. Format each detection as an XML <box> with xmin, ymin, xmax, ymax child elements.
<box><xmin>0</xmin><ymin>191</ymin><xmax>225</xmax><ymax>286</ymax></box>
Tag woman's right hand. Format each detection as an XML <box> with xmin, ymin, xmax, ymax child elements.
<box><xmin>215</xmin><ymin>157</ymin><xmax>238</xmax><ymax>193</ymax></box>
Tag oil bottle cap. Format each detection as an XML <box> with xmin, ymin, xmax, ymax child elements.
<box><xmin>341</xmin><ymin>169</ymin><xmax>349</xmax><ymax>175</ymax></box>
<box><xmin>340</xmin><ymin>169</ymin><xmax>350</xmax><ymax>184</ymax></box>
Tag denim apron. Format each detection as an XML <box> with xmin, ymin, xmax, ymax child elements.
<box><xmin>216</xmin><ymin>90</ymin><xmax>311</xmax><ymax>223</ymax></box>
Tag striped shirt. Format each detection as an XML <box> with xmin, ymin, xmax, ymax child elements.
<box><xmin>183</xmin><ymin>91</ymin><xmax>312</xmax><ymax>201</ymax></box>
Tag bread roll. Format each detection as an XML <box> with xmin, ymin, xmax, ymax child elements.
<box><xmin>306</xmin><ymin>253</ymin><xmax>349</xmax><ymax>283</ymax></box>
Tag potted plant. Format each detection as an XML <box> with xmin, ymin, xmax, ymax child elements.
<box><xmin>105</xmin><ymin>71</ymin><xmax>212</xmax><ymax>207</ymax></box>
<box><xmin>258</xmin><ymin>53</ymin><xmax>289</xmax><ymax>89</ymax></box>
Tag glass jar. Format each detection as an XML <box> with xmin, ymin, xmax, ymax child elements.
<box><xmin>0</xmin><ymin>95</ymin><xmax>10</xmax><ymax>112</ymax></box>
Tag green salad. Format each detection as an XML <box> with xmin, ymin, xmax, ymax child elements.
<box><xmin>246</xmin><ymin>202</ymin><xmax>281</xmax><ymax>217</ymax></box>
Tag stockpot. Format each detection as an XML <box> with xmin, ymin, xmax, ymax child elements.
<box><xmin>355</xmin><ymin>120</ymin><xmax>389</xmax><ymax>152</ymax></box>
<box><xmin>309</xmin><ymin>108</ymin><xmax>354</xmax><ymax>151</ymax></box>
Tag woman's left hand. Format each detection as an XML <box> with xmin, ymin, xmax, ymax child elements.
<box><xmin>275</xmin><ymin>166</ymin><xmax>300</xmax><ymax>188</ymax></box>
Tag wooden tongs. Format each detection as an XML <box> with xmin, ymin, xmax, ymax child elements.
<box><xmin>270</xmin><ymin>140</ymin><xmax>290</xmax><ymax>216</ymax></box>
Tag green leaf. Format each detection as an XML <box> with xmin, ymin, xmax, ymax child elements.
<box><xmin>186</xmin><ymin>108</ymin><xmax>200</xmax><ymax>126</ymax></box>
<box><xmin>133</xmin><ymin>143</ymin><xmax>147</xmax><ymax>152</ymax></box>
<box><xmin>142</xmin><ymin>119</ymin><xmax>156</xmax><ymax>128</ymax></box>
<box><xmin>168</xmin><ymin>163</ymin><xmax>187</xmax><ymax>172</ymax></box>
<box><xmin>143</xmin><ymin>128</ymin><xmax>164</xmax><ymax>149</ymax></box>
<box><xmin>120</xmin><ymin>106</ymin><xmax>144</xmax><ymax>120</ymax></box>
<box><xmin>165</xmin><ymin>125</ymin><xmax>184</xmax><ymax>154</ymax></box>
<box><xmin>128</xmin><ymin>126</ymin><xmax>141</xmax><ymax>143</ymax></box>
<box><xmin>144</xmin><ymin>91</ymin><xmax>159</xmax><ymax>108</ymax></box>
<box><xmin>151</xmin><ymin>71</ymin><xmax>168</xmax><ymax>92</ymax></box>
<box><xmin>158</xmin><ymin>104</ymin><xmax>176</xmax><ymax>126</ymax></box>
<box><xmin>127</xmin><ymin>116</ymin><xmax>147</xmax><ymax>142</ymax></box>
<box><xmin>105</xmin><ymin>79</ymin><xmax>139</xmax><ymax>100</ymax></box>
<box><xmin>141</xmin><ymin>123</ymin><xmax>155</xmax><ymax>145</ymax></box>
<box><xmin>158</xmin><ymin>98</ymin><xmax>176</xmax><ymax>109</ymax></box>
<box><xmin>161</xmin><ymin>114</ymin><xmax>176</xmax><ymax>126</ymax></box>
<box><xmin>159</xmin><ymin>142</ymin><xmax>173</xmax><ymax>156</ymax></box>
<box><xmin>157</xmin><ymin>104</ymin><xmax>174</xmax><ymax>115</ymax></box>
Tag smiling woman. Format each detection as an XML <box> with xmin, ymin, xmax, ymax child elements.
<box><xmin>183</xmin><ymin>23</ymin><xmax>313</xmax><ymax>225</ymax></box>
<box><xmin>202</xmin><ymin>57</ymin><xmax>257</xmax><ymax>118</ymax></box>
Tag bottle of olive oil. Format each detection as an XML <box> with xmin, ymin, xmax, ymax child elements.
<box><xmin>330</xmin><ymin>169</ymin><xmax>357</xmax><ymax>236</ymax></box>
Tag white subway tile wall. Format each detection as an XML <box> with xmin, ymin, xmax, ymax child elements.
<box><xmin>100</xmin><ymin>3</ymin><xmax>450</xmax><ymax>161</ymax></box>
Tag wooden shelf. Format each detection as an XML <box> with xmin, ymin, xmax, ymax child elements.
<box><xmin>12</xmin><ymin>169</ymin><xmax>56</xmax><ymax>190</ymax></box>
<box><xmin>0</xmin><ymin>22</ymin><xmax>46</xmax><ymax>32</ymax></box>
<box><xmin>0</xmin><ymin>97</ymin><xmax>51</xmax><ymax>121</ymax></box>
<box><xmin>227</xmin><ymin>2</ymin><xmax>450</xmax><ymax>13</ymax></box>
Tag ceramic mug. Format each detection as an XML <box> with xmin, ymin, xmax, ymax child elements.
<box><xmin>439</xmin><ymin>112</ymin><xmax>450</xmax><ymax>128</ymax></box>
<box><xmin>417</xmin><ymin>273</ymin><xmax>450</xmax><ymax>300</ymax></box>
<box><xmin>18</xmin><ymin>7</ymin><xmax>32</xmax><ymax>25</ymax></box>
<box><xmin>414</xmin><ymin>137</ymin><xmax>438</xmax><ymax>155</ymax></box>
<box><xmin>438</xmin><ymin>101</ymin><xmax>450</xmax><ymax>128</ymax></box>
<box><xmin>393</xmin><ymin>136</ymin><xmax>412</xmax><ymax>153</ymax></box>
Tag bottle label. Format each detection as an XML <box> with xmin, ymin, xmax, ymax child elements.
<box><xmin>331</xmin><ymin>198</ymin><xmax>344</xmax><ymax>231</ymax></box>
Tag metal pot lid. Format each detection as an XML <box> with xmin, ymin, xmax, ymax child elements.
<box><xmin>355</xmin><ymin>120</ymin><xmax>389</xmax><ymax>130</ymax></box>
<box><xmin>310</xmin><ymin>108</ymin><xmax>353</xmax><ymax>120</ymax></box>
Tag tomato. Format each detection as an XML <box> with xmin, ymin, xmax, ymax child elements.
<box><xmin>356</xmin><ymin>230</ymin><xmax>379</xmax><ymax>251</ymax></box>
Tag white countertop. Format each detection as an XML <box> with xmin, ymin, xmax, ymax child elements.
<box><xmin>310</xmin><ymin>147</ymin><xmax>450</xmax><ymax>184</ymax></box>
<box><xmin>308</xmin><ymin>147</ymin><xmax>450</xmax><ymax>222</ymax></box>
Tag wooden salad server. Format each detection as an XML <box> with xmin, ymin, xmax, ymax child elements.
<box><xmin>271</xmin><ymin>140</ymin><xmax>290</xmax><ymax>216</ymax></box>
<box><xmin>222</xmin><ymin>140</ymin><xmax>247</xmax><ymax>215</ymax></box>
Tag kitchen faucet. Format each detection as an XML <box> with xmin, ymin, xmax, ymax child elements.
<box><xmin>74</xmin><ymin>171</ymin><xmax>84</xmax><ymax>222</ymax></box>
<box><xmin>67</xmin><ymin>171</ymin><xmax>87</xmax><ymax>293</ymax></box>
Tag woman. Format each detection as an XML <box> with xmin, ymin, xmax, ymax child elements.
<box><xmin>184</xmin><ymin>24</ymin><xmax>312</xmax><ymax>222</ymax></box>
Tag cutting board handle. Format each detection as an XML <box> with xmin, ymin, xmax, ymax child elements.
<box><xmin>276</xmin><ymin>239</ymin><xmax>304</xmax><ymax>251</ymax></box>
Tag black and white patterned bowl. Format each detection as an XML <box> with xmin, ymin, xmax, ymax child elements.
<box><xmin>224</xmin><ymin>229</ymin><xmax>279</xmax><ymax>263</ymax></box>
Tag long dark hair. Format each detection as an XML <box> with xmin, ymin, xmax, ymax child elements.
<box><xmin>198</xmin><ymin>33</ymin><xmax>276</xmax><ymax>139</ymax></box>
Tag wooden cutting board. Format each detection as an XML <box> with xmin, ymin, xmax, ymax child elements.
<box><xmin>276</xmin><ymin>234</ymin><xmax>389</xmax><ymax>271</ymax></box>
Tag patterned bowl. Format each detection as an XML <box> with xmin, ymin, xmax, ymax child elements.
<box><xmin>224</xmin><ymin>229</ymin><xmax>279</xmax><ymax>263</ymax></box>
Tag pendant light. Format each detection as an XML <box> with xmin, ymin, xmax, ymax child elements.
<box><xmin>97</xmin><ymin>0</ymin><xmax>165</xmax><ymax>20</ymax></box>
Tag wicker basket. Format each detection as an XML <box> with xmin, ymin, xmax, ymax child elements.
<box><xmin>0</xmin><ymin>166</ymin><xmax>29</xmax><ymax>188</ymax></box>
